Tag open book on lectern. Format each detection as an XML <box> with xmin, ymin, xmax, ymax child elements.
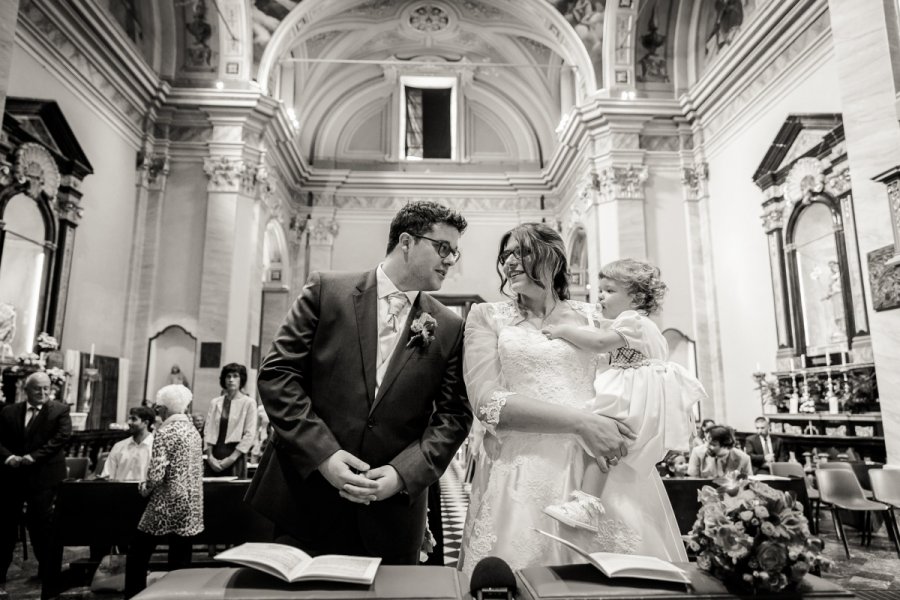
<box><xmin>534</xmin><ymin>529</ymin><xmax>691</xmax><ymax>585</ymax></box>
<box><xmin>215</xmin><ymin>543</ymin><xmax>380</xmax><ymax>584</ymax></box>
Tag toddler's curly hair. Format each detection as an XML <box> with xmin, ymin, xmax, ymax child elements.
<box><xmin>598</xmin><ymin>258</ymin><xmax>668</xmax><ymax>314</ymax></box>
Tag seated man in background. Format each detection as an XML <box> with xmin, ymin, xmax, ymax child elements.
<box><xmin>687</xmin><ymin>425</ymin><xmax>751</xmax><ymax>479</ymax></box>
<box><xmin>744</xmin><ymin>416</ymin><xmax>786</xmax><ymax>474</ymax></box>
<box><xmin>102</xmin><ymin>407</ymin><xmax>155</xmax><ymax>481</ymax></box>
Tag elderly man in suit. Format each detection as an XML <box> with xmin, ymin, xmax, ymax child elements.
<box><xmin>247</xmin><ymin>201</ymin><xmax>473</xmax><ymax>565</ymax></box>
<box><xmin>0</xmin><ymin>371</ymin><xmax>72</xmax><ymax>589</ymax></box>
<box><xmin>745</xmin><ymin>416</ymin><xmax>786</xmax><ymax>474</ymax></box>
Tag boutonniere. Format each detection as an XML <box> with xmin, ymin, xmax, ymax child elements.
<box><xmin>407</xmin><ymin>312</ymin><xmax>437</xmax><ymax>349</ymax></box>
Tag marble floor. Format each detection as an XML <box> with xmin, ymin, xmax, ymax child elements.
<box><xmin>3</xmin><ymin>462</ymin><xmax>900</xmax><ymax>599</ymax></box>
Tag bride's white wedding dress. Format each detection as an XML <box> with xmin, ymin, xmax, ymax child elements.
<box><xmin>458</xmin><ymin>301</ymin><xmax>687</xmax><ymax>577</ymax></box>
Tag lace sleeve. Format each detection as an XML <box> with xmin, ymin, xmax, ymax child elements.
<box><xmin>463</xmin><ymin>303</ymin><xmax>515</xmax><ymax>436</ymax></box>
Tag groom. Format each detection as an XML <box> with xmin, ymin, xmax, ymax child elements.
<box><xmin>247</xmin><ymin>202</ymin><xmax>472</xmax><ymax>564</ymax></box>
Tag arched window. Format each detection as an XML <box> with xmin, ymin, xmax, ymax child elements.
<box><xmin>0</xmin><ymin>193</ymin><xmax>55</xmax><ymax>357</ymax></box>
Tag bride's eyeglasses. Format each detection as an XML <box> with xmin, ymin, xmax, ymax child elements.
<box><xmin>409</xmin><ymin>234</ymin><xmax>461</xmax><ymax>261</ymax></box>
<box><xmin>498</xmin><ymin>247</ymin><xmax>532</xmax><ymax>265</ymax></box>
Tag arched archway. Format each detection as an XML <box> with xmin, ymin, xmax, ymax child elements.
<box><xmin>256</xmin><ymin>0</ymin><xmax>598</xmax><ymax>96</ymax></box>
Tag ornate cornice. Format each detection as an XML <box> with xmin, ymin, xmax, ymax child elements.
<box><xmin>17</xmin><ymin>0</ymin><xmax>165</xmax><ymax>144</ymax></box>
<box><xmin>683</xmin><ymin>1</ymin><xmax>830</xmax><ymax>148</ymax></box>
<box><xmin>308</xmin><ymin>194</ymin><xmax>545</xmax><ymax>212</ymax></box>
<box><xmin>203</xmin><ymin>156</ymin><xmax>246</xmax><ymax>192</ymax></box>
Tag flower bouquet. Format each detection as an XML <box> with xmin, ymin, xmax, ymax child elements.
<box><xmin>35</xmin><ymin>332</ymin><xmax>59</xmax><ymax>352</ymax></box>
<box><xmin>10</xmin><ymin>351</ymin><xmax>45</xmax><ymax>374</ymax></box>
<box><xmin>685</xmin><ymin>479</ymin><xmax>831</xmax><ymax>593</ymax></box>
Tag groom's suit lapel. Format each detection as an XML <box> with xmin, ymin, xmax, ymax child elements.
<box><xmin>353</xmin><ymin>271</ymin><xmax>379</xmax><ymax>406</ymax></box>
<box><xmin>370</xmin><ymin>292</ymin><xmax>425</xmax><ymax>415</ymax></box>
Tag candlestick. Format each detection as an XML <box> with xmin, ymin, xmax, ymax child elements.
<box><xmin>800</xmin><ymin>354</ymin><xmax>806</xmax><ymax>368</ymax></box>
<box><xmin>89</xmin><ymin>344</ymin><xmax>95</xmax><ymax>367</ymax></box>
<box><xmin>790</xmin><ymin>358</ymin><xmax>795</xmax><ymax>372</ymax></box>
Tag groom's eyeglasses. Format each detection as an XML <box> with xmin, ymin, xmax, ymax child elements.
<box><xmin>410</xmin><ymin>234</ymin><xmax>461</xmax><ymax>262</ymax></box>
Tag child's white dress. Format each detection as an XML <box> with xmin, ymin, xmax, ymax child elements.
<box><xmin>578</xmin><ymin>310</ymin><xmax>706</xmax><ymax>562</ymax></box>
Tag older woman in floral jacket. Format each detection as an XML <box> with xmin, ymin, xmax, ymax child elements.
<box><xmin>124</xmin><ymin>384</ymin><xmax>204</xmax><ymax>599</ymax></box>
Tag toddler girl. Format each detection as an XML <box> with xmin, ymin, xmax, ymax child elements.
<box><xmin>541</xmin><ymin>259</ymin><xmax>706</xmax><ymax>560</ymax></box>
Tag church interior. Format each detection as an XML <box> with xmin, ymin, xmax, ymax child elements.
<box><xmin>2</xmin><ymin>0</ymin><xmax>900</xmax><ymax>598</ymax></box>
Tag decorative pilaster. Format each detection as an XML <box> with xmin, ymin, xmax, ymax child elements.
<box><xmin>124</xmin><ymin>139</ymin><xmax>171</xmax><ymax>403</ymax></box>
<box><xmin>307</xmin><ymin>214</ymin><xmax>340</xmax><ymax>275</ymax></box>
<box><xmin>872</xmin><ymin>166</ymin><xmax>900</xmax><ymax>265</ymax></box>
<box><xmin>680</xmin><ymin>152</ymin><xmax>724</xmax><ymax>423</ymax></box>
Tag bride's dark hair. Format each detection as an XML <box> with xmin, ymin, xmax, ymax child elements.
<box><xmin>496</xmin><ymin>223</ymin><xmax>570</xmax><ymax>301</ymax></box>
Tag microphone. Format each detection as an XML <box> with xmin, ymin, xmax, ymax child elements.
<box><xmin>470</xmin><ymin>556</ymin><xmax>517</xmax><ymax>600</ymax></box>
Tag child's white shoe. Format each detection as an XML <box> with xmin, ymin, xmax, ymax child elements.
<box><xmin>543</xmin><ymin>490</ymin><xmax>605</xmax><ymax>533</ymax></box>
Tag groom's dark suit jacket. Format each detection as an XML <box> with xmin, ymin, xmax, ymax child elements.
<box><xmin>246</xmin><ymin>270</ymin><xmax>472</xmax><ymax>561</ymax></box>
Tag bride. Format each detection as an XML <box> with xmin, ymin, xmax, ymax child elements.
<box><xmin>458</xmin><ymin>223</ymin><xmax>686</xmax><ymax>576</ymax></box>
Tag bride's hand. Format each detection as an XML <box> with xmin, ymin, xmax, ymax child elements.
<box><xmin>576</xmin><ymin>414</ymin><xmax>637</xmax><ymax>460</ymax></box>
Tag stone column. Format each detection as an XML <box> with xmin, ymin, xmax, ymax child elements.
<box><xmin>124</xmin><ymin>139</ymin><xmax>170</xmax><ymax>404</ymax></box>
<box><xmin>828</xmin><ymin>0</ymin><xmax>900</xmax><ymax>465</ymax></box>
<box><xmin>0</xmin><ymin>0</ymin><xmax>21</xmax><ymax>119</ymax></box>
<box><xmin>195</xmin><ymin>152</ymin><xmax>259</xmax><ymax>410</ymax></box>
<box><xmin>594</xmin><ymin>163</ymin><xmax>650</xmax><ymax>261</ymax></box>
<box><xmin>681</xmin><ymin>162</ymin><xmax>726</xmax><ymax>422</ymax></box>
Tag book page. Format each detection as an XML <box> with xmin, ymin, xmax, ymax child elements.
<box><xmin>216</xmin><ymin>543</ymin><xmax>312</xmax><ymax>580</ymax></box>
<box><xmin>534</xmin><ymin>529</ymin><xmax>689</xmax><ymax>584</ymax></box>
<box><xmin>301</xmin><ymin>555</ymin><xmax>381</xmax><ymax>583</ymax></box>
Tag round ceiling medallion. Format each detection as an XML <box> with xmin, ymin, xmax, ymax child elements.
<box><xmin>408</xmin><ymin>4</ymin><xmax>450</xmax><ymax>32</ymax></box>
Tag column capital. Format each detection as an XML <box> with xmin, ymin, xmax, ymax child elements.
<box><xmin>203</xmin><ymin>155</ymin><xmax>246</xmax><ymax>192</ymax></box>
<box><xmin>56</xmin><ymin>175</ymin><xmax>85</xmax><ymax>224</ymax></box>
<box><xmin>682</xmin><ymin>163</ymin><xmax>709</xmax><ymax>202</ymax></box>
<box><xmin>596</xmin><ymin>164</ymin><xmax>649</xmax><ymax>202</ymax></box>
<box><xmin>308</xmin><ymin>216</ymin><xmax>340</xmax><ymax>246</ymax></box>
<box><xmin>760</xmin><ymin>201</ymin><xmax>786</xmax><ymax>233</ymax></box>
<box><xmin>137</xmin><ymin>152</ymin><xmax>170</xmax><ymax>191</ymax></box>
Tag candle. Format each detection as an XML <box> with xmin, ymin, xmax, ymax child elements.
<box><xmin>800</xmin><ymin>354</ymin><xmax>806</xmax><ymax>365</ymax></box>
<box><xmin>89</xmin><ymin>344</ymin><xmax>95</xmax><ymax>367</ymax></box>
<box><xmin>842</xmin><ymin>351</ymin><xmax>847</xmax><ymax>366</ymax></box>
<box><xmin>790</xmin><ymin>358</ymin><xmax>795</xmax><ymax>372</ymax></box>
<box><xmin>756</xmin><ymin>362</ymin><xmax>761</xmax><ymax>373</ymax></box>
<box><xmin>825</xmin><ymin>353</ymin><xmax>831</xmax><ymax>367</ymax></box>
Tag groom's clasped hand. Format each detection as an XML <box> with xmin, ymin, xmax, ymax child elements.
<box><xmin>318</xmin><ymin>449</ymin><xmax>403</xmax><ymax>504</ymax></box>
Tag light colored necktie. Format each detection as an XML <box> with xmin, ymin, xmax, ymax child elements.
<box><xmin>385</xmin><ymin>292</ymin><xmax>408</xmax><ymax>333</ymax></box>
<box><xmin>376</xmin><ymin>292</ymin><xmax>410</xmax><ymax>387</ymax></box>
<box><xmin>764</xmin><ymin>436</ymin><xmax>772</xmax><ymax>457</ymax></box>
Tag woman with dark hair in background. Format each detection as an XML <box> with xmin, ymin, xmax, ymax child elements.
<box><xmin>204</xmin><ymin>363</ymin><xmax>257</xmax><ymax>478</ymax></box>
<box><xmin>458</xmin><ymin>222</ymin><xmax>635</xmax><ymax>575</ymax></box>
